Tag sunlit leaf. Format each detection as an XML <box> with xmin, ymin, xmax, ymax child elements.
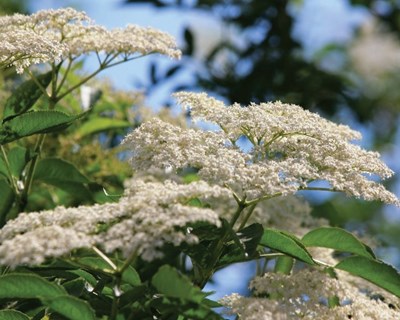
<box><xmin>0</xmin><ymin>310</ymin><xmax>30</xmax><ymax>320</ymax></box>
<box><xmin>335</xmin><ymin>256</ymin><xmax>400</xmax><ymax>298</ymax></box>
<box><xmin>0</xmin><ymin>273</ymin><xmax>66</xmax><ymax>299</ymax></box>
<box><xmin>302</xmin><ymin>227</ymin><xmax>375</xmax><ymax>259</ymax></box>
<box><xmin>42</xmin><ymin>295</ymin><xmax>96</xmax><ymax>320</ymax></box>
<box><xmin>0</xmin><ymin>110</ymin><xmax>86</xmax><ymax>145</ymax></box>
<box><xmin>260</xmin><ymin>228</ymin><xmax>315</xmax><ymax>265</ymax></box>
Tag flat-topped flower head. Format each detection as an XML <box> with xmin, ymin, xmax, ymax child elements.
<box><xmin>0</xmin><ymin>7</ymin><xmax>181</xmax><ymax>73</ymax></box>
<box><xmin>0</xmin><ymin>179</ymin><xmax>226</xmax><ymax>268</ymax></box>
<box><xmin>221</xmin><ymin>269</ymin><xmax>400</xmax><ymax>319</ymax></box>
<box><xmin>123</xmin><ymin>92</ymin><xmax>399</xmax><ymax>205</ymax></box>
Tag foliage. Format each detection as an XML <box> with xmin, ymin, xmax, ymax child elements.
<box><xmin>0</xmin><ymin>6</ymin><xmax>399</xmax><ymax>320</ymax></box>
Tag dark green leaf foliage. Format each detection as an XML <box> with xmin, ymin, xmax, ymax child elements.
<box><xmin>152</xmin><ymin>265</ymin><xmax>208</xmax><ymax>303</ymax></box>
<box><xmin>77</xmin><ymin>256</ymin><xmax>141</xmax><ymax>286</ymax></box>
<box><xmin>260</xmin><ymin>228</ymin><xmax>316</xmax><ymax>265</ymax></box>
<box><xmin>0</xmin><ymin>310</ymin><xmax>30</xmax><ymax>320</ymax></box>
<box><xmin>218</xmin><ymin>223</ymin><xmax>263</xmax><ymax>268</ymax></box>
<box><xmin>151</xmin><ymin>265</ymin><xmax>222</xmax><ymax>319</ymax></box>
<box><xmin>302</xmin><ymin>227</ymin><xmax>376</xmax><ymax>259</ymax></box>
<box><xmin>3</xmin><ymin>71</ymin><xmax>52</xmax><ymax>120</ymax></box>
<box><xmin>41</xmin><ymin>295</ymin><xmax>96</xmax><ymax>320</ymax></box>
<box><xmin>183</xmin><ymin>223</ymin><xmax>225</xmax><ymax>271</ymax></box>
<box><xmin>0</xmin><ymin>273</ymin><xmax>66</xmax><ymax>299</ymax></box>
<box><xmin>0</xmin><ymin>179</ymin><xmax>15</xmax><ymax>226</ymax></box>
<box><xmin>336</xmin><ymin>256</ymin><xmax>400</xmax><ymax>298</ymax></box>
<box><xmin>0</xmin><ymin>110</ymin><xmax>86</xmax><ymax>145</ymax></box>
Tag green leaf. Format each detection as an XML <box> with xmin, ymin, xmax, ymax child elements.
<box><xmin>302</xmin><ymin>227</ymin><xmax>375</xmax><ymax>259</ymax></box>
<box><xmin>335</xmin><ymin>256</ymin><xmax>400</xmax><ymax>298</ymax></box>
<box><xmin>33</xmin><ymin>158</ymin><xmax>92</xmax><ymax>200</ymax></box>
<box><xmin>3</xmin><ymin>71</ymin><xmax>52</xmax><ymax>120</ymax></box>
<box><xmin>0</xmin><ymin>273</ymin><xmax>66</xmax><ymax>299</ymax></box>
<box><xmin>0</xmin><ymin>179</ymin><xmax>15</xmax><ymax>226</ymax></box>
<box><xmin>260</xmin><ymin>228</ymin><xmax>316</xmax><ymax>265</ymax></box>
<box><xmin>42</xmin><ymin>295</ymin><xmax>96</xmax><ymax>320</ymax></box>
<box><xmin>0</xmin><ymin>157</ymin><xmax>8</xmax><ymax>179</ymax></box>
<box><xmin>77</xmin><ymin>257</ymin><xmax>141</xmax><ymax>286</ymax></box>
<box><xmin>8</xmin><ymin>146</ymin><xmax>35</xmax><ymax>178</ymax></box>
<box><xmin>76</xmin><ymin>117</ymin><xmax>131</xmax><ymax>137</ymax></box>
<box><xmin>34</xmin><ymin>158</ymin><xmax>89</xmax><ymax>184</ymax></box>
<box><xmin>0</xmin><ymin>110</ymin><xmax>86</xmax><ymax>145</ymax></box>
<box><xmin>0</xmin><ymin>310</ymin><xmax>30</xmax><ymax>320</ymax></box>
<box><xmin>152</xmin><ymin>265</ymin><xmax>207</xmax><ymax>304</ymax></box>
<box><xmin>218</xmin><ymin>223</ymin><xmax>263</xmax><ymax>268</ymax></box>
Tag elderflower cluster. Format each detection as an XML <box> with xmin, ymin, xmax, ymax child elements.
<box><xmin>0</xmin><ymin>179</ymin><xmax>228</xmax><ymax>268</ymax></box>
<box><xmin>221</xmin><ymin>268</ymin><xmax>400</xmax><ymax>319</ymax></box>
<box><xmin>123</xmin><ymin>92</ymin><xmax>399</xmax><ymax>205</ymax></box>
<box><xmin>247</xmin><ymin>196</ymin><xmax>328</xmax><ymax>236</ymax></box>
<box><xmin>0</xmin><ymin>7</ymin><xmax>181</xmax><ymax>73</ymax></box>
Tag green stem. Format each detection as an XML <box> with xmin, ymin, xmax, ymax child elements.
<box><xmin>117</xmin><ymin>249</ymin><xmax>138</xmax><ymax>276</ymax></box>
<box><xmin>55</xmin><ymin>58</ymin><xmax>73</xmax><ymax>96</ymax></box>
<box><xmin>92</xmin><ymin>246</ymin><xmax>117</xmax><ymax>271</ymax></box>
<box><xmin>56</xmin><ymin>53</ymin><xmax>151</xmax><ymax>102</ymax></box>
<box><xmin>110</xmin><ymin>276</ymin><xmax>122</xmax><ymax>320</ymax></box>
<box><xmin>195</xmin><ymin>201</ymin><xmax>247</xmax><ymax>288</ymax></box>
<box><xmin>0</xmin><ymin>146</ymin><xmax>19</xmax><ymax>196</ymax></box>
<box><xmin>18</xmin><ymin>133</ymin><xmax>46</xmax><ymax>212</ymax></box>
<box><xmin>110</xmin><ymin>250</ymin><xmax>138</xmax><ymax>320</ymax></box>
<box><xmin>238</xmin><ymin>203</ymin><xmax>257</xmax><ymax>230</ymax></box>
<box><xmin>26</xmin><ymin>69</ymin><xmax>50</xmax><ymax>99</ymax></box>
<box><xmin>274</xmin><ymin>256</ymin><xmax>294</xmax><ymax>275</ymax></box>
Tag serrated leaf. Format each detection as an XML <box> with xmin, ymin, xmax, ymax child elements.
<box><xmin>335</xmin><ymin>256</ymin><xmax>400</xmax><ymax>298</ymax></box>
<box><xmin>152</xmin><ymin>265</ymin><xmax>207</xmax><ymax>304</ymax></box>
<box><xmin>302</xmin><ymin>227</ymin><xmax>375</xmax><ymax>259</ymax></box>
<box><xmin>0</xmin><ymin>310</ymin><xmax>30</xmax><ymax>320</ymax></box>
<box><xmin>260</xmin><ymin>228</ymin><xmax>315</xmax><ymax>265</ymax></box>
<box><xmin>0</xmin><ymin>110</ymin><xmax>86</xmax><ymax>145</ymax></box>
<box><xmin>3</xmin><ymin>71</ymin><xmax>52</xmax><ymax>120</ymax></box>
<box><xmin>76</xmin><ymin>117</ymin><xmax>131</xmax><ymax>137</ymax></box>
<box><xmin>42</xmin><ymin>295</ymin><xmax>96</xmax><ymax>320</ymax></box>
<box><xmin>0</xmin><ymin>273</ymin><xmax>66</xmax><ymax>299</ymax></box>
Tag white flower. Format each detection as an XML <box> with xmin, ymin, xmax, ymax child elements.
<box><xmin>221</xmin><ymin>268</ymin><xmax>400</xmax><ymax>319</ymax></box>
<box><xmin>123</xmin><ymin>92</ymin><xmax>399</xmax><ymax>205</ymax></box>
<box><xmin>0</xmin><ymin>8</ymin><xmax>181</xmax><ymax>73</ymax></box>
<box><xmin>0</xmin><ymin>179</ymin><xmax>226</xmax><ymax>268</ymax></box>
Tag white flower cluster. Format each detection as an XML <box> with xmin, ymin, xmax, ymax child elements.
<box><xmin>248</xmin><ymin>196</ymin><xmax>327</xmax><ymax>236</ymax></box>
<box><xmin>221</xmin><ymin>269</ymin><xmax>400</xmax><ymax>319</ymax></box>
<box><xmin>0</xmin><ymin>180</ymin><xmax>227</xmax><ymax>268</ymax></box>
<box><xmin>0</xmin><ymin>8</ymin><xmax>181</xmax><ymax>73</ymax></box>
<box><xmin>123</xmin><ymin>92</ymin><xmax>399</xmax><ymax>205</ymax></box>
